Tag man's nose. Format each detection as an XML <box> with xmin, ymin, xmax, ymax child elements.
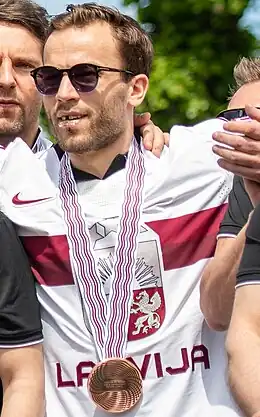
<box><xmin>56</xmin><ymin>74</ymin><xmax>80</xmax><ymax>103</ymax></box>
<box><xmin>0</xmin><ymin>59</ymin><xmax>16</xmax><ymax>90</ymax></box>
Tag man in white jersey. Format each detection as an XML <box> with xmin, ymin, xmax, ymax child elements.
<box><xmin>0</xmin><ymin>3</ymin><xmax>243</xmax><ymax>417</ymax></box>
<box><xmin>0</xmin><ymin>0</ymin><xmax>168</xmax><ymax>413</ymax></box>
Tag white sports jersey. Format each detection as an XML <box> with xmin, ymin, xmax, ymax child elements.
<box><xmin>32</xmin><ymin>127</ymin><xmax>53</xmax><ymax>153</ymax></box>
<box><xmin>0</xmin><ymin>119</ymin><xmax>241</xmax><ymax>417</ymax></box>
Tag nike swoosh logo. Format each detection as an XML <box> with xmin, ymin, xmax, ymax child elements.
<box><xmin>12</xmin><ymin>193</ymin><xmax>52</xmax><ymax>205</ymax></box>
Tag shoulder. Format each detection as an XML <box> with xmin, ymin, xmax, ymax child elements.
<box><xmin>143</xmin><ymin>119</ymin><xmax>232</xmax><ymax>216</ymax></box>
<box><xmin>0</xmin><ymin>210</ymin><xmax>9</xmax><ymax>224</ymax></box>
<box><xmin>167</xmin><ymin>118</ymin><xmax>226</xmax><ymax>162</ymax></box>
<box><xmin>0</xmin><ymin>211</ymin><xmax>17</xmax><ymax>237</ymax></box>
<box><xmin>36</xmin><ymin>144</ymin><xmax>63</xmax><ymax>185</ymax></box>
<box><xmin>167</xmin><ymin>118</ymin><xmax>228</xmax><ymax>172</ymax></box>
<box><xmin>218</xmin><ymin>176</ymin><xmax>253</xmax><ymax>238</ymax></box>
<box><xmin>169</xmin><ymin>118</ymin><xmax>225</xmax><ymax>144</ymax></box>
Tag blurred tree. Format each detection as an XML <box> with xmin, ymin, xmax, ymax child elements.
<box><xmin>124</xmin><ymin>0</ymin><xmax>258</xmax><ymax>130</ymax></box>
<box><xmin>40</xmin><ymin>107</ymin><xmax>55</xmax><ymax>142</ymax></box>
<box><xmin>40</xmin><ymin>107</ymin><xmax>49</xmax><ymax>134</ymax></box>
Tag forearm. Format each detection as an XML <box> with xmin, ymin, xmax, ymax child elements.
<box><xmin>0</xmin><ymin>345</ymin><xmax>45</xmax><ymax>417</ymax></box>
<box><xmin>1</xmin><ymin>379</ymin><xmax>44</xmax><ymax>417</ymax></box>
<box><xmin>200</xmin><ymin>227</ymin><xmax>247</xmax><ymax>331</ymax></box>
<box><xmin>227</xmin><ymin>330</ymin><xmax>260</xmax><ymax>417</ymax></box>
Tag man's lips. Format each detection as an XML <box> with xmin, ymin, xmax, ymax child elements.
<box><xmin>57</xmin><ymin>116</ymin><xmax>86</xmax><ymax>129</ymax></box>
<box><xmin>0</xmin><ymin>100</ymin><xmax>19</xmax><ymax>106</ymax></box>
<box><xmin>57</xmin><ymin>113</ymin><xmax>85</xmax><ymax>121</ymax></box>
<box><xmin>56</xmin><ymin>112</ymin><xmax>88</xmax><ymax>128</ymax></box>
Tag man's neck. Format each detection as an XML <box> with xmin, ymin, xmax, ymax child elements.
<box><xmin>26</xmin><ymin>125</ymin><xmax>40</xmax><ymax>149</ymax></box>
<box><xmin>0</xmin><ymin>125</ymin><xmax>39</xmax><ymax>149</ymax></box>
<box><xmin>69</xmin><ymin>134</ymin><xmax>132</xmax><ymax>178</ymax></box>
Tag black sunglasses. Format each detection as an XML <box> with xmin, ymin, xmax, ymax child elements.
<box><xmin>30</xmin><ymin>63</ymin><xmax>135</xmax><ymax>96</ymax></box>
<box><xmin>216</xmin><ymin>107</ymin><xmax>260</xmax><ymax>121</ymax></box>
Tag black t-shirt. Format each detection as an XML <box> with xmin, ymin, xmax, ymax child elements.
<box><xmin>0</xmin><ymin>211</ymin><xmax>42</xmax><ymax>347</ymax></box>
<box><xmin>218</xmin><ymin>175</ymin><xmax>253</xmax><ymax>237</ymax></box>
<box><xmin>237</xmin><ymin>203</ymin><xmax>260</xmax><ymax>286</ymax></box>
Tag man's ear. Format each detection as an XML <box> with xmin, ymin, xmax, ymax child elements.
<box><xmin>128</xmin><ymin>74</ymin><xmax>149</xmax><ymax>107</ymax></box>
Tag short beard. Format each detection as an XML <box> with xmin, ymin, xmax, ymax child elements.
<box><xmin>50</xmin><ymin>92</ymin><xmax>127</xmax><ymax>154</ymax></box>
<box><xmin>0</xmin><ymin>119</ymin><xmax>24</xmax><ymax>147</ymax></box>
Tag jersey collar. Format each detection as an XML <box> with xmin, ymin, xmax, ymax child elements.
<box><xmin>56</xmin><ymin>128</ymin><xmax>141</xmax><ymax>182</ymax></box>
<box><xmin>72</xmin><ymin>153</ymin><xmax>127</xmax><ymax>182</ymax></box>
<box><xmin>32</xmin><ymin>127</ymin><xmax>53</xmax><ymax>153</ymax></box>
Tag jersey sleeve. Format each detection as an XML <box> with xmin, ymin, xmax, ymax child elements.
<box><xmin>0</xmin><ymin>212</ymin><xmax>43</xmax><ymax>348</ymax></box>
<box><xmin>218</xmin><ymin>176</ymin><xmax>253</xmax><ymax>238</ymax></box>
<box><xmin>236</xmin><ymin>203</ymin><xmax>260</xmax><ymax>288</ymax></box>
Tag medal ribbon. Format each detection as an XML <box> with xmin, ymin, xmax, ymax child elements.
<box><xmin>59</xmin><ymin>138</ymin><xmax>145</xmax><ymax>360</ymax></box>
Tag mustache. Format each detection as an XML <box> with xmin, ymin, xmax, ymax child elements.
<box><xmin>0</xmin><ymin>94</ymin><xmax>20</xmax><ymax>104</ymax></box>
<box><xmin>54</xmin><ymin>105</ymin><xmax>85</xmax><ymax>113</ymax></box>
<box><xmin>52</xmin><ymin>107</ymin><xmax>92</xmax><ymax>119</ymax></box>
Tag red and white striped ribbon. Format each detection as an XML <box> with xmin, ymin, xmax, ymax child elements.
<box><xmin>59</xmin><ymin>138</ymin><xmax>145</xmax><ymax>360</ymax></box>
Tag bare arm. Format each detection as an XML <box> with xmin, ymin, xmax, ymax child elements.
<box><xmin>200</xmin><ymin>173</ymin><xmax>254</xmax><ymax>331</ymax></box>
<box><xmin>226</xmin><ymin>285</ymin><xmax>260</xmax><ymax>417</ymax></box>
<box><xmin>0</xmin><ymin>344</ymin><xmax>44</xmax><ymax>417</ymax></box>
<box><xmin>200</xmin><ymin>227</ymin><xmax>247</xmax><ymax>331</ymax></box>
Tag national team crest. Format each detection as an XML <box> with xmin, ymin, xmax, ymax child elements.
<box><xmin>90</xmin><ymin>218</ymin><xmax>166</xmax><ymax>342</ymax></box>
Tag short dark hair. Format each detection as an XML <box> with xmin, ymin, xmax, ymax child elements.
<box><xmin>0</xmin><ymin>0</ymin><xmax>49</xmax><ymax>44</ymax></box>
<box><xmin>48</xmin><ymin>3</ymin><xmax>154</xmax><ymax>77</ymax></box>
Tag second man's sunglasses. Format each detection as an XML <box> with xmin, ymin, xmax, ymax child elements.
<box><xmin>31</xmin><ymin>63</ymin><xmax>136</xmax><ymax>96</ymax></box>
<box><xmin>216</xmin><ymin>107</ymin><xmax>260</xmax><ymax>121</ymax></box>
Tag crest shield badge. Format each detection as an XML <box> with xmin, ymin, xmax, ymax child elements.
<box><xmin>91</xmin><ymin>218</ymin><xmax>166</xmax><ymax>342</ymax></box>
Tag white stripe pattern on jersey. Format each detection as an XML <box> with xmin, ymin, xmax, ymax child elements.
<box><xmin>59</xmin><ymin>138</ymin><xmax>145</xmax><ymax>360</ymax></box>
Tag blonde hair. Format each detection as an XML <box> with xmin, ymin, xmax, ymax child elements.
<box><xmin>229</xmin><ymin>57</ymin><xmax>260</xmax><ymax>97</ymax></box>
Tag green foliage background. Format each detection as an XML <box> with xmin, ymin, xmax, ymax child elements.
<box><xmin>124</xmin><ymin>0</ymin><xmax>258</xmax><ymax>130</ymax></box>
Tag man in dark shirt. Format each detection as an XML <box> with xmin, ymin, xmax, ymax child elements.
<box><xmin>0</xmin><ymin>211</ymin><xmax>44</xmax><ymax>416</ymax></box>
<box><xmin>197</xmin><ymin>57</ymin><xmax>260</xmax><ymax>416</ymax></box>
<box><xmin>200</xmin><ymin>57</ymin><xmax>260</xmax><ymax>331</ymax></box>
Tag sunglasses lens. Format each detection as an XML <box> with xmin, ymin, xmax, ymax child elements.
<box><xmin>217</xmin><ymin>108</ymin><xmax>248</xmax><ymax>121</ymax></box>
<box><xmin>33</xmin><ymin>67</ymin><xmax>61</xmax><ymax>96</ymax></box>
<box><xmin>32</xmin><ymin>64</ymin><xmax>99</xmax><ymax>95</ymax></box>
<box><xmin>71</xmin><ymin>64</ymin><xmax>98</xmax><ymax>93</ymax></box>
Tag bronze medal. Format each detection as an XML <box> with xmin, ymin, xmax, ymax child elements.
<box><xmin>88</xmin><ymin>358</ymin><xmax>143</xmax><ymax>413</ymax></box>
